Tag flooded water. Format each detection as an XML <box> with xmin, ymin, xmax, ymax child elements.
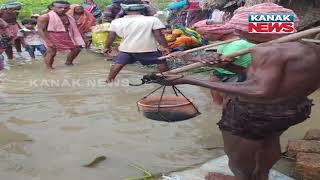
<box><xmin>0</xmin><ymin>50</ymin><xmax>319</xmax><ymax>180</ymax></box>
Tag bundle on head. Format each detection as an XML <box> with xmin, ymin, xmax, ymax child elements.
<box><xmin>192</xmin><ymin>21</ymin><xmax>234</xmax><ymax>40</ymax></box>
<box><xmin>228</xmin><ymin>3</ymin><xmax>299</xmax><ymax>34</ymax></box>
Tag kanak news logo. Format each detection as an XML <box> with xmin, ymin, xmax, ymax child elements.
<box><xmin>248</xmin><ymin>14</ymin><xmax>295</xmax><ymax>33</ymax></box>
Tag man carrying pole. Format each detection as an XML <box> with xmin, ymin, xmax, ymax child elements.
<box><xmin>159</xmin><ymin>3</ymin><xmax>320</xmax><ymax>180</ymax></box>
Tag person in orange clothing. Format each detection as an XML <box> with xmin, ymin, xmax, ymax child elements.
<box><xmin>68</xmin><ymin>4</ymin><xmax>95</xmax><ymax>48</ymax></box>
<box><xmin>163</xmin><ymin>25</ymin><xmax>203</xmax><ymax>51</ymax></box>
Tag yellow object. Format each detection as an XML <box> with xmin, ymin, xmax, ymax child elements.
<box><xmin>91</xmin><ymin>26</ymin><xmax>121</xmax><ymax>50</ymax></box>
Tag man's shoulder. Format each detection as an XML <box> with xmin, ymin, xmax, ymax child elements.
<box><xmin>39</xmin><ymin>13</ymin><xmax>50</xmax><ymax>21</ymax></box>
<box><xmin>252</xmin><ymin>42</ymin><xmax>313</xmax><ymax>64</ymax></box>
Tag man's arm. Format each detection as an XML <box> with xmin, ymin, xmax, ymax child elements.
<box><xmin>105</xmin><ymin>31</ymin><xmax>116</xmax><ymax>49</ymax></box>
<box><xmin>169</xmin><ymin>57</ymin><xmax>286</xmax><ymax>98</ymax></box>
<box><xmin>153</xmin><ymin>29</ymin><xmax>168</xmax><ymax>48</ymax></box>
<box><xmin>37</xmin><ymin>14</ymin><xmax>54</xmax><ymax>48</ymax></box>
<box><xmin>102</xmin><ymin>31</ymin><xmax>116</xmax><ymax>54</ymax></box>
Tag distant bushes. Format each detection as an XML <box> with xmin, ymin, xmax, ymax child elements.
<box><xmin>0</xmin><ymin>0</ymin><xmax>111</xmax><ymax>20</ymax></box>
<box><xmin>0</xmin><ymin>0</ymin><xmax>170</xmax><ymax>20</ymax></box>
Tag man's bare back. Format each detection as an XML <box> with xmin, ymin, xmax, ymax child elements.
<box><xmin>240</xmin><ymin>42</ymin><xmax>320</xmax><ymax>104</ymax></box>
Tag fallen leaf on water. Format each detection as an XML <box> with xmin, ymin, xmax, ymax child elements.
<box><xmin>124</xmin><ymin>163</ymin><xmax>153</xmax><ymax>180</ymax></box>
<box><xmin>83</xmin><ymin>156</ymin><xmax>107</xmax><ymax>168</ymax></box>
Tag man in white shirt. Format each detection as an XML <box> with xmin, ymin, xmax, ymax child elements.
<box><xmin>103</xmin><ymin>0</ymin><xmax>170</xmax><ymax>82</ymax></box>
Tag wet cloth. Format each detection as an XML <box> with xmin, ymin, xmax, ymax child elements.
<box><xmin>47</xmin><ymin>11</ymin><xmax>85</xmax><ymax>47</ymax></box>
<box><xmin>68</xmin><ymin>5</ymin><xmax>95</xmax><ymax>33</ymax></box>
<box><xmin>228</xmin><ymin>3</ymin><xmax>299</xmax><ymax>33</ymax></box>
<box><xmin>7</xmin><ymin>24</ymin><xmax>20</xmax><ymax>40</ymax></box>
<box><xmin>45</xmin><ymin>32</ymin><xmax>80</xmax><ymax>51</ymax></box>
<box><xmin>214</xmin><ymin>40</ymin><xmax>255</xmax><ymax>76</ymax></box>
<box><xmin>109</xmin><ymin>15</ymin><xmax>165</xmax><ymax>53</ymax></box>
<box><xmin>113</xmin><ymin>51</ymin><xmax>165</xmax><ymax>65</ymax></box>
<box><xmin>218</xmin><ymin>97</ymin><xmax>313</xmax><ymax>140</ymax></box>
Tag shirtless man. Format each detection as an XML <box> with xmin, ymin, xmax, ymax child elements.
<box><xmin>160</xmin><ymin>3</ymin><xmax>319</xmax><ymax>180</ymax></box>
<box><xmin>0</xmin><ymin>3</ymin><xmax>22</xmax><ymax>59</ymax></box>
<box><xmin>38</xmin><ymin>1</ymin><xmax>85</xmax><ymax>70</ymax></box>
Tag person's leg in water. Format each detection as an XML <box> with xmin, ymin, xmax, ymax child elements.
<box><xmin>254</xmin><ymin>132</ymin><xmax>282</xmax><ymax>180</ymax></box>
<box><xmin>206</xmin><ymin>131</ymin><xmax>261</xmax><ymax>180</ymax></box>
<box><xmin>65</xmin><ymin>47</ymin><xmax>82</xmax><ymax>65</ymax></box>
<box><xmin>26</xmin><ymin>45</ymin><xmax>36</xmax><ymax>59</ymax></box>
<box><xmin>14</xmin><ymin>38</ymin><xmax>22</xmax><ymax>53</ymax></box>
<box><xmin>107</xmin><ymin>52</ymin><xmax>133</xmax><ymax>82</ymax></box>
<box><xmin>5</xmin><ymin>46</ymin><xmax>13</xmax><ymax>60</ymax></box>
<box><xmin>43</xmin><ymin>47</ymin><xmax>56</xmax><ymax>70</ymax></box>
<box><xmin>0</xmin><ymin>54</ymin><xmax>4</xmax><ymax>70</ymax></box>
<box><xmin>206</xmin><ymin>131</ymin><xmax>282</xmax><ymax>180</ymax></box>
<box><xmin>36</xmin><ymin>44</ymin><xmax>47</xmax><ymax>56</ymax></box>
<box><xmin>107</xmin><ymin>64</ymin><xmax>126</xmax><ymax>82</ymax></box>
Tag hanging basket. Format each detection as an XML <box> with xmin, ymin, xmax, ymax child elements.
<box><xmin>137</xmin><ymin>96</ymin><xmax>200</xmax><ymax>122</ymax></box>
<box><xmin>136</xmin><ymin>83</ymin><xmax>201</xmax><ymax>122</ymax></box>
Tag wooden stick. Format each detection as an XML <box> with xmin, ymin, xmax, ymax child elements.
<box><xmin>163</xmin><ymin>27</ymin><xmax>320</xmax><ymax>74</ymax></box>
<box><xmin>158</xmin><ymin>38</ymin><xmax>240</xmax><ymax>60</ymax></box>
<box><xmin>301</xmin><ymin>38</ymin><xmax>320</xmax><ymax>43</ymax></box>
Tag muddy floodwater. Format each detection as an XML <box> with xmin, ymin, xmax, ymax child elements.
<box><xmin>0</xmin><ymin>50</ymin><xmax>319</xmax><ymax>180</ymax></box>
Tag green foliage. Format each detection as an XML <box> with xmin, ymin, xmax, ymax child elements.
<box><xmin>0</xmin><ymin>0</ymin><xmax>112</xmax><ymax>20</ymax></box>
<box><xmin>0</xmin><ymin>0</ymin><xmax>170</xmax><ymax>20</ymax></box>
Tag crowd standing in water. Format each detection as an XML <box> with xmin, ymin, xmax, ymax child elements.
<box><xmin>0</xmin><ymin>1</ymin><xmax>320</xmax><ymax>180</ymax></box>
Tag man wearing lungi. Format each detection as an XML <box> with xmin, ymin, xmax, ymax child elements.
<box><xmin>38</xmin><ymin>1</ymin><xmax>85</xmax><ymax>70</ymax></box>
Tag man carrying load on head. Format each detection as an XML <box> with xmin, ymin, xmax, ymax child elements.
<box><xmin>103</xmin><ymin>0</ymin><xmax>170</xmax><ymax>82</ymax></box>
<box><xmin>161</xmin><ymin>3</ymin><xmax>320</xmax><ymax>180</ymax></box>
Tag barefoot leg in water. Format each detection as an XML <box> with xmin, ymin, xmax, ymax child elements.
<box><xmin>254</xmin><ymin>132</ymin><xmax>282</xmax><ymax>180</ymax></box>
<box><xmin>206</xmin><ymin>131</ymin><xmax>260</xmax><ymax>180</ymax></box>
<box><xmin>14</xmin><ymin>39</ymin><xmax>22</xmax><ymax>53</ymax></box>
<box><xmin>65</xmin><ymin>47</ymin><xmax>82</xmax><ymax>65</ymax></box>
<box><xmin>107</xmin><ymin>64</ymin><xmax>125</xmax><ymax>82</ymax></box>
<box><xmin>5</xmin><ymin>46</ymin><xmax>13</xmax><ymax>60</ymax></box>
<box><xmin>44</xmin><ymin>47</ymin><xmax>56</xmax><ymax>70</ymax></box>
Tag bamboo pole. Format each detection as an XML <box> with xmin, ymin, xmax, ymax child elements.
<box><xmin>301</xmin><ymin>38</ymin><xmax>320</xmax><ymax>43</ymax></box>
<box><xmin>158</xmin><ymin>38</ymin><xmax>240</xmax><ymax>60</ymax></box>
<box><xmin>163</xmin><ymin>27</ymin><xmax>320</xmax><ymax>75</ymax></box>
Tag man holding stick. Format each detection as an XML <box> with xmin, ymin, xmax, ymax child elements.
<box><xmin>160</xmin><ymin>3</ymin><xmax>320</xmax><ymax>180</ymax></box>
